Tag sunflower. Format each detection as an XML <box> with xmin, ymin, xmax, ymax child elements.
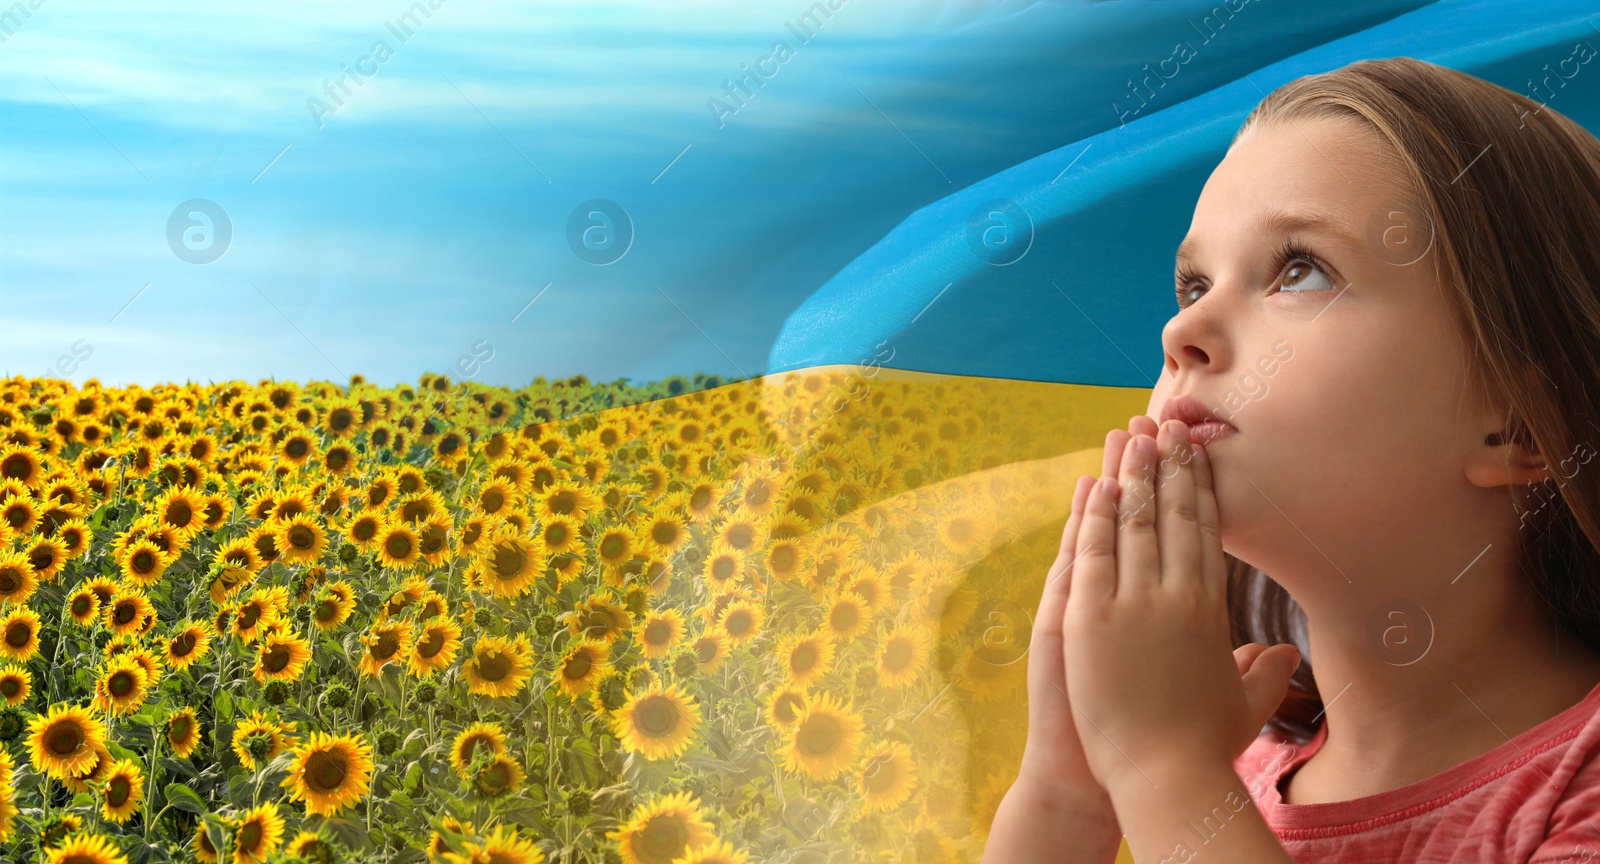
<box><xmin>42</xmin><ymin>833</ymin><xmax>129</xmax><ymax>864</ymax></box>
<box><xmin>612</xmin><ymin>681</ymin><xmax>702</xmax><ymax>761</ymax></box>
<box><xmin>538</xmin><ymin>482</ymin><xmax>598</xmax><ymax>522</ymax></box>
<box><xmin>936</xmin><ymin>507</ymin><xmax>989</xmax><ymax>556</ymax></box>
<box><xmin>763</xmin><ymin>685</ymin><xmax>808</xmax><ymax>730</ymax></box>
<box><xmin>0</xmin><ymin>606</ymin><xmax>41</xmax><ymax>662</ymax></box>
<box><xmin>701</xmin><ymin>542</ymin><xmax>744</xmax><ymax>591</ymax></box>
<box><xmin>824</xmin><ymin>592</ymin><xmax>870</xmax><ymax>643</ymax></box>
<box><xmin>450</xmin><ymin>721</ymin><xmax>508</xmax><ymax>778</ymax></box>
<box><xmin>637</xmin><ymin>610</ymin><xmax>684</xmax><ymax>659</ymax></box>
<box><xmin>231</xmin><ymin>801</ymin><xmax>286</xmax><ymax>864</ymax></box>
<box><xmin>287</xmin><ymin>831</ymin><xmax>335</xmax><ymax>862</ymax></box>
<box><xmin>406</xmin><ymin>617</ymin><xmax>463</xmax><ymax>677</ymax></box>
<box><xmin>357</xmin><ymin>621</ymin><xmax>412</xmax><ymax>677</ymax></box>
<box><xmin>877</xmin><ymin>624</ymin><xmax>931</xmax><ymax>689</ymax></box>
<box><xmin>537</xmin><ymin>514</ymin><xmax>581</xmax><ymax>555</ymax></box>
<box><xmin>343</xmin><ymin>510</ymin><xmax>384</xmax><ymax>551</ymax></box>
<box><xmin>442</xmin><ymin>824</ymin><xmax>546</xmax><ymax>864</ymax></box>
<box><xmin>275</xmin><ymin>515</ymin><xmax>328</xmax><ymax>565</ymax></box>
<box><xmin>231</xmin><ymin>710</ymin><xmax>297</xmax><ymax>771</ymax></box>
<box><xmin>231</xmin><ymin>588</ymin><xmax>284</xmax><ymax>642</ymax></box>
<box><xmin>280</xmin><ymin>731</ymin><xmax>375</xmax><ymax>816</ymax></box>
<box><xmin>165</xmin><ymin>622</ymin><xmax>213</xmax><ymax>671</ymax></box>
<box><xmin>607</xmin><ymin>790</ymin><xmax>714</xmax><ymax>864</ymax></box>
<box><xmin>775</xmin><ymin>629</ymin><xmax>834</xmax><ymax>689</ymax></box>
<box><xmin>781</xmin><ymin>689</ymin><xmax>864</xmax><ymax>783</ymax></box>
<box><xmin>27</xmin><ymin>702</ymin><xmax>107</xmax><ymax>779</ymax></box>
<box><xmin>167</xmin><ymin>706</ymin><xmax>202</xmax><ymax>758</ymax></box>
<box><xmin>153</xmin><ymin>486</ymin><xmax>206</xmax><ymax>537</ymax></box>
<box><xmin>858</xmin><ymin>740</ymin><xmax>917</xmax><ymax>814</ymax></box>
<box><xmin>120</xmin><ymin>538</ymin><xmax>169</xmax><ymax>587</ymax></box>
<box><xmin>104</xmin><ymin>587</ymin><xmax>154</xmax><ymax>638</ymax></box>
<box><xmin>0</xmin><ymin>549</ymin><xmax>37</xmax><ymax>603</ymax></box>
<box><xmin>417</xmin><ymin>516</ymin><xmax>451</xmax><ymax>566</ymax></box>
<box><xmin>375</xmin><ymin>520</ymin><xmax>421</xmax><ymax>570</ymax></box>
<box><xmin>253</xmin><ymin>632</ymin><xmax>312</xmax><ymax>685</ymax></box>
<box><xmin>678</xmin><ymin>841</ymin><xmax>750</xmax><ymax>864</ymax></box>
<box><xmin>193</xmin><ymin>820</ymin><xmax>222</xmax><ymax>863</ymax></box>
<box><xmin>0</xmin><ymin>443</ymin><xmax>42</xmax><ymax>487</ymax></box>
<box><xmin>476</xmin><ymin>531</ymin><xmax>545</xmax><ymax>599</ymax></box>
<box><xmin>208</xmin><ymin>564</ymin><xmax>255</xmax><ymax>604</ymax></box>
<box><xmin>67</xmin><ymin>586</ymin><xmax>101</xmax><ymax>625</ymax></box>
<box><xmin>640</xmin><ymin>510</ymin><xmax>689</xmax><ymax>556</ymax></box>
<box><xmin>593</xmin><ymin>527</ymin><xmax>636</xmax><ymax>570</ymax></box>
<box><xmin>60</xmin><ymin>740</ymin><xmax>113</xmax><ymax>795</ymax></box>
<box><xmin>0</xmin><ymin>664</ymin><xmax>29</xmax><ymax>706</ymax></box>
<box><xmin>689</xmin><ymin>631</ymin><xmax>729</xmax><ymax>674</ymax></box>
<box><xmin>462</xmin><ymin>634</ymin><xmax>533</xmax><ymax>698</ymax></box>
<box><xmin>715</xmin><ymin>600</ymin><xmax>763</xmax><ymax>647</ymax></box>
<box><xmin>474</xmin><ymin>753</ymin><xmax>526</xmax><ymax>798</ymax></box>
<box><xmin>92</xmin><ymin>655</ymin><xmax>150</xmax><ymax>716</ymax></box>
<box><xmin>556</xmin><ymin>639</ymin><xmax>611</xmax><ymax>699</ymax></box>
<box><xmin>99</xmin><ymin>758</ymin><xmax>145</xmax><ymax>823</ymax></box>
<box><xmin>0</xmin><ymin>495</ymin><xmax>39</xmax><ymax>536</ymax></box>
<box><xmin>312</xmin><ymin>580</ymin><xmax>357</xmax><ymax>630</ymax></box>
<box><xmin>0</xmin><ymin>749</ymin><xmax>15</xmax><ymax>844</ymax></box>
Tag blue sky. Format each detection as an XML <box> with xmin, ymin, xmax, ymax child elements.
<box><xmin>1</xmin><ymin>0</ymin><xmax>1517</xmax><ymax>389</ymax></box>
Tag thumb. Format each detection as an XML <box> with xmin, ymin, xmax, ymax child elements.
<box><xmin>1236</xmin><ymin>644</ymin><xmax>1303</xmax><ymax>751</ymax></box>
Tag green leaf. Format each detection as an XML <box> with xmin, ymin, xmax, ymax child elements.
<box><xmin>165</xmin><ymin>782</ymin><xmax>208</xmax><ymax>815</ymax></box>
<box><xmin>215</xmin><ymin>689</ymin><xmax>234</xmax><ymax>723</ymax></box>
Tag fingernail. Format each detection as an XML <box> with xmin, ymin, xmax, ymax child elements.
<box><xmin>1099</xmin><ymin>476</ymin><xmax>1120</xmax><ymax>499</ymax></box>
<box><xmin>1134</xmin><ymin>435</ymin><xmax>1157</xmax><ymax>458</ymax></box>
<box><xmin>1170</xmin><ymin>420</ymin><xmax>1191</xmax><ymax>444</ymax></box>
<box><xmin>1193</xmin><ymin>442</ymin><xmax>1208</xmax><ymax>463</ymax></box>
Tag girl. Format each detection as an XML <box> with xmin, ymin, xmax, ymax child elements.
<box><xmin>985</xmin><ymin>56</ymin><xmax>1600</xmax><ymax>863</ymax></box>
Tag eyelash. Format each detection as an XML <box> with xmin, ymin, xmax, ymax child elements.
<box><xmin>1174</xmin><ymin>238</ymin><xmax>1331</xmax><ymax>310</ymax></box>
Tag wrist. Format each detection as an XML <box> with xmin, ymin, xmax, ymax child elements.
<box><xmin>985</xmin><ymin>777</ymin><xmax>1122</xmax><ymax>864</ymax></box>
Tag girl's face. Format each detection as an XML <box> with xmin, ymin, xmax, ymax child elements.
<box><xmin>1147</xmin><ymin>116</ymin><xmax>1504</xmax><ymax>594</ymax></box>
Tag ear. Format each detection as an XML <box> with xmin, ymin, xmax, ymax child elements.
<box><xmin>1464</xmin><ymin>411</ymin><xmax>1550</xmax><ymax>489</ymax></box>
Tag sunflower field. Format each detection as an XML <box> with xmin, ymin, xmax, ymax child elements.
<box><xmin>0</xmin><ymin>365</ymin><xmax>1142</xmax><ymax>864</ymax></box>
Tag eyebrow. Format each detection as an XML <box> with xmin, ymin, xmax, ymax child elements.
<box><xmin>1175</xmin><ymin>205</ymin><xmax>1362</xmax><ymax>267</ymax></box>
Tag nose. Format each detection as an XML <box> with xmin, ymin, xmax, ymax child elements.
<box><xmin>1160</xmin><ymin>299</ymin><xmax>1230</xmax><ymax>380</ymax></box>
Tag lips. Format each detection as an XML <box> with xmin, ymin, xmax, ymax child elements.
<box><xmin>1159</xmin><ymin>395</ymin><xmax>1238</xmax><ymax>447</ymax></box>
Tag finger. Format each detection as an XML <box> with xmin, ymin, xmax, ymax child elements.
<box><xmin>1155</xmin><ymin>420</ymin><xmax>1203</xmax><ymax>593</ymax></box>
<box><xmin>1191</xmin><ymin>439</ymin><xmax>1226</xmax><ymax>598</ymax></box>
<box><xmin>1129</xmin><ymin>413</ymin><xmax>1160</xmax><ymax>440</ymax></box>
<box><xmin>1102</xmin><ymin>427</ymin><xmax>1131</xmax><ymax>483</ymax></box>
<box><xmin>1115</xmin><ymin>434</ymin><xmax>1161</xmax><ymax>589</ymax></box>
<box><xmin>1043</xmin><ymin>474</ymin><xmax>1096</xmax><ymax>595</ymax></box>
<box><xmin>1234</xmin><ymin>642</ymin><xmax>1270</xmax><ymax>677</ymax></box>
<box><xmin>1070</xmin><ymin>473</ymin><xmax>1121</xmax><ymax>604</ymax></box>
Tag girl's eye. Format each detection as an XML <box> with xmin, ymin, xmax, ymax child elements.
<box><xmin>1173</xmin><ymin>238</ymin><xmax>1337</xmax><ymax>310</ymax></box>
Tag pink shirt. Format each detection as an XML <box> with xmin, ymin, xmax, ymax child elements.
<box><xmin>1231</xmin><ymin>679</ymin><xmax>1600</xmax><ymax>863</ymax></box>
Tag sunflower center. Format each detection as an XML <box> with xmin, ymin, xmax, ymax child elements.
<box><xmin>831</xmin><ymin>604</ymin><xmax>859</xmax><ymax>632</ymax></box>
<box><xmin>639</xmin><ymin>813</ymin><xmax>690</xmax><ymax>860</ymax></box>
<box><xmin>384</xmin><ymin>533</ymin><xmax>413</xmax><ymax>559</ymax></box>
<box><xmin>171</xmin><ymin>632</ymin><xmax>196</xmax><ymax>658</ymax></box>
<box><xmin>263</xmin><ymin>644</ymin><xmax>291</xmax><ymax>673</ymax></box>
<box><xmin>316</xmin><ymin>599</ymin><xmax>338</xmax><ymax>622</ymax></box>
<box><xmin>239</xmin><ymin>820</ymin><xmax>263</xmax><ymax>851</ymax></box>
<box><xmin>796</xmin><ymin>714</ymin><xmax>843</xmax><ymax>757</ymax></box>
<box><xmin>634</xmin><ymin>695</ymin><xmax>680</xmax><ymax>737</ymax></box>
<box><xmin>563</xmin><ymin>650</ymin><xmax>593</xmax><ymax>680</ymax></box>
<box><xmin>651</xmin><ymin>521</ymin><xmax>679</xmax><ymax>545</ymax></box>
<box><xmin>725</xmin><ymin>611</ymin><xmax>752</xmax><ymax>637</ymax></box>
<box><xmin>46</xmin><ymin>721</ymin><xmax>84</xmax><ymax>756</ymax></box>
<box><xmin>549</xmin><ymin>491</ymin><xmax>576</xmax><ymax>514</ymax></box>
<box><xmin>545</xmin><ymin>523</ymin><xmax>569</xmax><ymax>546</ymax></box>
<box><xmin>168</xmin><ymin>501</ymin><xmax>193</xmax><ymax>527</ymax></box>
<box><xmin>236</xmin><ymin>604</ymin><xmax>261</xmax><ymax>630</ymax></box>
<box><xmin>0</xmin><ymin>678</ymin><xmax>18</xmax><ymax>698</ymax></box>
<box><xmin>417</xmin><ymin>630</ymin><xmax>446</xmax><ymax>659</ymax></box>
<box><xmin>0</xmin><ymin>570</ymin><xmax>18</xmax><ymax>593</ymax></box>
<box><xmin>492</xmin><ymin>543</ymin><xmax>528</xmax><ymax>580</ymax></box>
<box><xmin>353</xmin><ymin>518</ymin><xmax>378</xmax><ymax>542</ymax></box>
<box><xmin>477</xmin><ymin>650</ymin><xmax>512</xmax><ymax>682</ymax></box>
<box><xmin>288</xmin><ymin>525</ymin><xmax>315</xmax><ymax>550</ymax></box>
<box><xmin>132</xmin><ymin>550</ymin><xmax>156</xmax><ymax>573</ymax></box>
<box><xmin>771</xmin><ymin>546</ymin><xmax>796</xmax><ymax>572</ymax></box>
<box><xmin>863</xmin><ymin>754</ymin><xmax>899</xmax><ymax>794</ymax></box>
<box><xmin>643</xmin><ymin>620</ymin><xmax>670</xmax><ymax>645</ymax></box>
<box><xmin>480</xmin><ymin>760</ymin><xmax>511</xmax><ymax>790</ymax></box>
<box><xmin>109</xmin><ymin>669</ymin><xmax>137</xmax><ymax>697</ymax></box>
<box><xmin>791</xmin><ymin>643</ymin><xmax>817</xmax><ymax>674</ymax></box>
<box><xmin>70</xmin><ymin>594</ymin><xmax>93</xmax><ymax>617</ymax></box>
<box><xmin>693</xmin><ymin>639</ymin><xmax>717</xmax><ymax>663</ymax></box>
<box><xmin>372</xmin><ymin>631</ymin><xmax>401</xmax><ymax>660</ymax></box>
<box><xmin>5</xmin><ymin>621</ymin><xmax>31</xmax><ymax>648</ymax></box>
<box><xmin>107</xmin><ymin>774</ymin><xmax>131</xmax><ymax>806</ymax></box>
<box><xmin>306</xmin><ymin>747</ymin><xmax>349</xmax><ymax>792</ymax></box>
<box><xmin>710</xmin><ymin>558</ymin><xmax>735</xmax><ymax>582</ymax></box>
<box><xmin>170</xmin><ymin>717</ymin><xmax>192</xmax><ymax>742</ymax></box>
